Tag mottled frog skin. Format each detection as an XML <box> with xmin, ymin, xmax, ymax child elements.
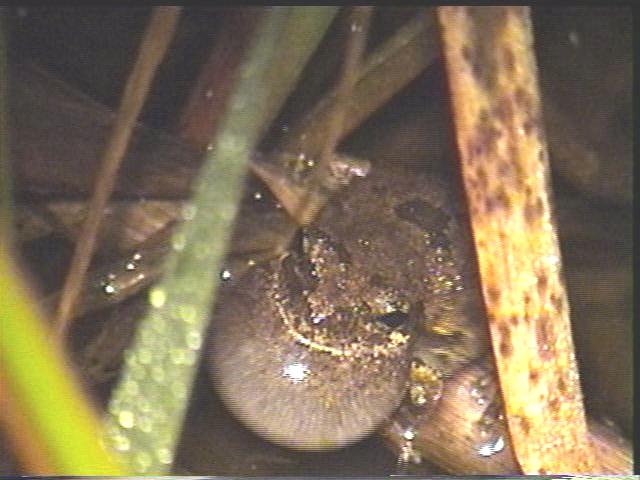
<box><xmin>208</xmin><ymin>163</ymin><xmax>486</xmax><ymax>451</ymax></box>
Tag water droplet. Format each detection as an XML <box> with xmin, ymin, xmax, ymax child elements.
<box><xmin>172</xmin><ymin>382</ymin><xmax>187</xmax><ymax>400</ymax></box>
<box><xmin>205</xmin><ymin>89</ymin><xmax>213</xmax><ymax>99</ymax></box>
<box><xmin>253</xmin><ymin>191</ymin><xmax>263</xmax><ymax>201</ymax></box>
<box><xmin>170</xmin><ymin>347</ymin><xmax>186</xmax><ymax>365</ymax></box>
<box><xmin>172</xmin><ymin>233</ymin><xmax>186</xmax><ymax>252</ymax></box>
<box><xmin>195</xmin><ymin>243</ymin><xmax>212</xmax><ymax>260</ymax></box>
<box><xmin>112</xmin><ymin>433</ymin><xmax>131</xmax><ymax>452</ymax></box>
<box><xmin>149</xmin><ymin>315</ymin><xmax>167</xmax><ymax>334</ymax></box>
<box><xmin>220</xmin><ymin>269</ymin><xmax>232</xmax><ymax>281</ymax></box>
<box><xmin>350</xmin><ymin>22</ymin><xmax>363</xmax><ymax>33</ymax></box>
<box><xmin>410</xmin><ymin>384</ymin><xmax>428</xmax><ymax>407</ymax></box>
<box><xmin>138</xmin><ymin>397</ymin><xmax>152</xmax><ymax>413</ymax></box>
<box><xmin>220</xmin><ymin>134</ymin><xmax>244</xmax><ymax>155</ymax></box>
<box><xmin>151</xmin><ymin>365</ymin><xmax>165</xmax><ymax>383</ymax></box>
<box><xmin>477</xmin><ymin>435</ymin><xmax>505</xmax><ymax>457</ymax></box>
<box><xmin>149</xmin><ymin>287</ymin><xmax>167</xmax><ymax>308</ymax></box>
<box><xmin>184</xmin><ymin>349</ymin><xmax>197</xmax><ymax>366</ymax></box>
<box><xmin>282</xmin><ymin>362</ymin><xmax>310</xmax><ymax>383</ymax></box>
<box><xmin>397</xmin><ymin>436</ymin><xmax>422</xmax><ymax>467</ymax></box>
<box><xmin>230</xmin><ymin>95</ymin><xmax>247</xmax><ymax>111</ymax></box>
<box><xmin>186</xmin><ymin>330</ymin><xmax>202</xmax><ymax>350</ymax></box>
<box><xmin>124</xmin><ymin>379</ymin><xmax>139</xmax><ymax>396</ymax></box>
<box><xmin>568</xmin><ymin>31</ymin><xmax>580</xmax><ymax>47</ymax></box>
<box><xmin>156</xmin><ymin>447</ymin><xmax>173</xmax><ymax>465</ymax></box>
<box><xmin>118</xmin><ymin>410</ymin><xmax>135</xmax><ymax>429</ymax></box>
<box><xmin>108</xmin><ymin>398</ymin><xmax>122</xmax><ymax>416</ymax></box>
<box><xmin>206</xmin><ymin>143</ymin><xmax>214</xmax><ymax>151</ymax></box>
<box><xmin>129</xmin><ymin>361</ymin><xmax>147</xmax><ymax>381</ymax></box>
<box><xmin>402</xmin><ymin>427</ymin><xmax>416</xmax><ymax>441</ymax></box>
<box><xmin>101</xmin><ymin>274</ymin><xmax>118</xmax><ymax>296</ymax></box>
<box><xmin>137</xmin><ymin>348</ymin><xmax>152</xmax><ymax>365</ymax></box>
<box><xmin>182</xmin><ymin>203</ymin><xmax>197</xmax><ymax>221</ymax></box>
<box><xmin>134</xmin><ymin>450</ymin><xmax>151</xmax><ymax>472</ymax></box>
<box><xmin>137</xmin><ymin>415</ymin><xmax>152</xmax><ymax>433</ymax></box>
<box><xmin>177</xmin><ymin>304</ymin><xmax>197</xmax><ymax>324</ymax></box>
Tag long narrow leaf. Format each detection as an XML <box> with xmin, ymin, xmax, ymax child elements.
<box><xmin>103</xmin><ymin>7</ymin><xmax>337</xmax><ymax>474</ymax></box>
<box><xmin>0</xmin><ymin>9</ymin><xmax>127</xmax><ymax>474</ymax></box>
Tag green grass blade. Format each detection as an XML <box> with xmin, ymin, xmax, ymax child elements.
<box><xmin>103</xmin><ymin>7</ymin><xmax>337</xmax><ymax>474</ymax></box>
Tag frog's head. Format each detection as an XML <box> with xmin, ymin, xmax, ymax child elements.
<box><xmin>208</xmin><ymin>167</ymin><xmax>476</xmax><ymax>451</ymax></box>
<box><xmin>208</xmin><ymin>232</ymin><xmax>416</xmax><ymax>450</ymax></box>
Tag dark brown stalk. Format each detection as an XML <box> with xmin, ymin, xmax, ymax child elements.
<box><xmin>54</xmin><ymin>7</ymin><xmax>181</xmax><ymax>336</ymax></box>
<box><xmin>11</xmin><ymin>12</ymin><xmax>438</xmax><ymax>204</ymax></box>
<box><xmin>271</xmin><ymin>6</ymin><xmax>374</xmax><ymax>227</ymax></box>
<box><xmin>317</xmin><ymin>6</ymin><xmax>373</xmax><ymax>172</ymax></box>
<box><xmin>177</xmin><ymin>8</ymin><xmax>263</xmax><ymax>149</ymax></box>
<box><xmin>279</xmin><ymin>9</ymin><xmax>439</xmax><ymax>159</ymax></box>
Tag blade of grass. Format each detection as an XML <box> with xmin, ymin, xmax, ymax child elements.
<box><xmin>0</xmin><ymin>10</ymin><xmax>128</xmax><ymax>474</ymax></box>
<box><xmin>55</xmin><ymin>7</ymin><xmax>181</xmax><ymax>337</ymax></box>
<box><xmin>0</xmin><ymin>249</ymin><xmax>130</xmax><ymax>474</ymax></box>
<box><xmin>438</xmin><ymin>6</ymin><xmax>595</xmax><ymax>473</ymax></box>
<box><xmin>103</xmin><ymin>7</ymin><xmax>337</xmax><ymax>474</ymax></box>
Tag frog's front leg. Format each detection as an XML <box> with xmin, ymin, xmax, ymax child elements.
<box><xmin>250</xmin><ymin>150</ymin><xmax>371</xmax><ymax>227</ymax></box>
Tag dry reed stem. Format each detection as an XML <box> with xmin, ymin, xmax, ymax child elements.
<box><xmin>438</xmin><ymin>6</ymin><xmax>595</xmax><ymax>473</ymax></box>
<box><xmin>291</xmin><ymin>6</ymin><xmax>373</xmax><ymax>226</ymax></box>
<box><xmin>55</xmin><ymin>7</ymin><xmax>181</xmax><ymax>336</ymax></box>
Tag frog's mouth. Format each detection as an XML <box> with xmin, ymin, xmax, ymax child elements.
<box><xmin>271</xmin><ymin>263</ymin><xmax>420</xmax><ymax>363</ymax></box>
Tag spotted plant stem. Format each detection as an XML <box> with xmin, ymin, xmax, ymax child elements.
<box><xmin>103</xmin><ymin>7</ymin><xmax>335</xmax><ymax>474</ymax></box>
<box><xmin>438</xmin><ymin>6</ymin><xmax>595</xmax><ymax>473</ymax></box>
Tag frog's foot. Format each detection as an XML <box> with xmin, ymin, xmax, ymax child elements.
<box><xmin>467</xmin><ymin>363</ymin><xmax>508</xmax><ymax>458</ymax></box>
<box><xmin>386</xmin><ymin>404</ymin><xmax>428</xmax><ymax>473</ymax></box>
<box><xmin>386</xmin><ymin>358</ymin><xmax>445</xmax><ymax>472</ymax></box>
<box><xmin>250</xmin><ymin>150</ymin><xmax>370</xmax><ymax>226</ymax></box>
<box><xmin>407</xmin><ymin>357</ymin><xmax>444</xmax><ymax>412</ymax></box>
<box><xmin>385</xmin><ymin>359</ymin><xmax>508</xmax><ymax>473</ymax></box>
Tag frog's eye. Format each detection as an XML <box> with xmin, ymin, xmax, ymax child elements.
<box><xmin>375</xmin><ymin>311</ymin><xmax>409</xmax><ymax>329</ymax></box>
